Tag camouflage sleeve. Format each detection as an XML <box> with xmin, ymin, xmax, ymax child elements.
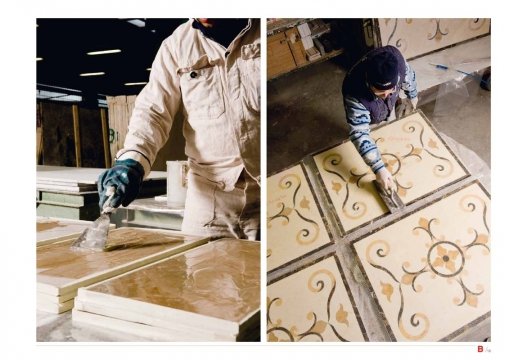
<box><xmin>344</xmin><ymin>96</ymin><xmax>385</xmax><ymax>173</ymax></box>
<box><xmin>401</xmin><ymin>61</ymin><xmax>417</xmax><ymax>99</ymax></box>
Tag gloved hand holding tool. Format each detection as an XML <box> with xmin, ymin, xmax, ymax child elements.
<box><xmin>396</xmin><ymin>96</ymin><xmax>418</xmax><ymax>119</ymax></box>
<box><xmin>98</xmin><ymin>159</ymin><xmax>145</xmax><ymax>209</ymax></box>
<box><xmin>374</xmin><ymin>167</ymin><xmax>404</xmax><ymax>214</ymax></box>
<box><xmin>376</xmin><ymin>167</ymin><xmax>397</xmax><ymax>193</ymax></box>
<box><xmin>70</xmin><ymin>159</ymin><xmax>145</xmax><ymax>251</ymax></box>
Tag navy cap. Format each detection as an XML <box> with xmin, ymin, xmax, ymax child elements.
<box><xmin>366</xmin><ymin>51</ymin><xmax>399</xmax><ymax>90</ymax></box>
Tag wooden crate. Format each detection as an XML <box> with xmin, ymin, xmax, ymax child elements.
<box><xmin>285</xmin><ymin>27</ymin><xmax>307</xmax><ymax>66</ymax></box>
<box><xmin>267</xmin><ymin>32</ymin><xmax>297</xmax><ymax>79</ymax></box>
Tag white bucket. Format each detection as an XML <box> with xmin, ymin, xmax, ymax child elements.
<box><xmin>166</xmin><ymin>160</ymin><xmax>189</xmax><ymax>208</ymax></box>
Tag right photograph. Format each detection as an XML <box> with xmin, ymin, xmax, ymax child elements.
<box><xmin>266</xmin><ymin>18</ymin><xmax>491</xmax><ymax>342</ymax></box>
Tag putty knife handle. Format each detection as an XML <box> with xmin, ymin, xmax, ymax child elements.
<box><xmin>102</xmin><ymin>186</ymin><xmax>116</xmax><ymax>214</ymax></box>
<box><xmin>388</xmin><ymin>188</ymin><xmax>396</xmax><ymax>205</ymax></box>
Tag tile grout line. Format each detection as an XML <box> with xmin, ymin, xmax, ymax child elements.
<box><xmin>266</xmin><ymin>111</ymin><xmax>491</xmax><ymax>341</ymax></box>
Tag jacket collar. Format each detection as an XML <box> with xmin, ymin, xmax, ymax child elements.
<box><xmin>191</xmin><ymin>18</ymin><xmax>251</xmax><ymax>50</ymax></box>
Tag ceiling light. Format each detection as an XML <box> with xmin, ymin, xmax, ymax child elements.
<box><xmin>127</xmin><ymin>19</ymin><xmax>145</xmax><ymax>27</ymax></box>
<box><xmin>87</xmin><ymin>49</ymin><xmax>121</xmax><ymax>55</ymax></box>
<box><xmin>80</xmin><ymin>72</ymin><xmax>105</xmax><ymax>77</ymax></box>
<box><xmin>37</xmin><ymin>57</ymin><xmax>43</xmax><ymax>61</ymax></box>
<box><xmin>125</xmin><ymin>82</ymin><xmax>148</xmax><ymax>86</ymax></box>
<box><xmin>146</xmin><ymin>68</ymin><xmax>152</xmax><ymax>71</ymax></box>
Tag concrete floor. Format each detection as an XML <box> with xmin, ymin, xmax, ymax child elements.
<box><xmin>267</xmin><ymin>59</ymin><xmax>491</xmax><ymax>175</ymax></box>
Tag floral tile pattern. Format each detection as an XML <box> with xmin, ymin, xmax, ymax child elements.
<box><xmin>377</xmin><ymin>19</ymin><xmax>490</xmax><ymax>59</ymax></box>
<box><xmin>267</xmin><ymin>164</ymin><xmax>333</xmax><ymax>272</ymax></box>
<box><xmin>313</xmin><ymin>111</ymin><xmax>468</xmax><ymax>234</ymax></box>
<box><xmin>267</xmin><ymin>255</ymin><xmax>367</xmax><ymax>342</ymax></box>
<box><xmin>352</xmin><ymin>182</ymin><xmax>490</xmax><ymax>341</ymax></box>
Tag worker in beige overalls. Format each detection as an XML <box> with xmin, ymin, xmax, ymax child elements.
<box><xmin>98</xmin><ymin>18</ymin><xmax>260</xmax><ymax>240</ymax></box>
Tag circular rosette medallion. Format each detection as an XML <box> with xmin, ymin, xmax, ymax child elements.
<box><xmin>427</xmin><ymin>241</ymin><xmax>465</xmax><ymax>277</ymax></box>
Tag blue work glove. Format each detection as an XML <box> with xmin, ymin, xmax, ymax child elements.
<box><xmin>98</xmin><ymin>159</ymin><xmax>145</xmax><ymax>209</ymax></box>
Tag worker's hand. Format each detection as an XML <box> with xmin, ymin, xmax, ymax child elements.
<box><xmin>396</xmin><ymin>97</ymin><xmax>418</xmax><ymax>119</ymax></box>
<box><xmin>387</xmin><ymin>107</ymin><xmax>396</xmax><ymax>121</ymax></box>
<box><xmin>411</xmin><ymin>96</ymin><xmax>418</xmax><ymax>110</ymax></box>
<box><xmin>376</xmin><ymin>167</ymin><xmax>397</xmax><ymax>193</ymax></box>
<box><xmin>98</xmin><ymin>159</ymin><xmax>145</xmax><ymax>209</ymax></box>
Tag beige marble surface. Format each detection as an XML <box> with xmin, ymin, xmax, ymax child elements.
<box><xmin>267</xmin><ymin>255</ymin><xmax>367</xmax><ymax>342</ymax></box>
<box><xmin>37</xmin><ymin>217</ymin><xmax>91</xmax><ymax>242</ymax></box>
<box><xmin>84</xmin><ymin>239</ymin><xmax>260</xmax><ymax>324</ymax></box>
<box><xmin>36</xmin><ymin>217</ymin><xmax>115</xmax><ymax>246</ymax></box>
<box><xmin>377</xmin><ymin>18</ymin><xmax>490</xmax><ymax>59</ymax></box>
<box><xmin>267</xmin><ymin>164</ymin><xmax>332</xmax><ymax>271</ymax></box>
<box><xmin>353</xmin><ymin>182</ymin><xmax>490</xmax><ymax>341</ymax></box>
<box><xmin>314</xmin><ymin>111</ymin><xmax>468</xmax><ymax>233</ymax></box>
<box><xmin>37</xmin><ymin>228</ymin><xmax>207</xmax><ymax>292</ymax></box>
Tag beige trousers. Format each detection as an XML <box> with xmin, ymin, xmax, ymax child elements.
<box><xmin>181</xmin><ymin>170</ymin><xmax>260</xmax><ymax>240</ymax></box>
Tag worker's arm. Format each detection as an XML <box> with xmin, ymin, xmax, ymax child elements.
<box><xmin>401</xmin><ymin>61</ymin><xmax>417</xmax><ymax>100</ymax></box>
<box><xmin>345</xmin><ymin>96</ymin><xmax>384</xmax><ymax>173</ymax></box>
<box><xmin>397</xmin><ymin>61</ymin><xmax>418</xmax><ymax>118</ymax></box>
<box><xmin>98</xmin><ymin>38</ymin><xmax>182</xmax><ymax>209</ymax></box>
<box><xmin>115</xmin><ymin>37</ymin><xmax>182</xmax><ymax>176</ymax></box>
<box><xmin>344</xmin><ymin>96</ymin><xmax>395</xmax><ymax>191</ymax></box>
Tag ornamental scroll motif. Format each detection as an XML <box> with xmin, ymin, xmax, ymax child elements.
<box><xmin>314</xmin><ymin>112</ymin><xmax>467</xmax><ymax>234</ymax></box>
<box><xmin>267</xmin><ymin>164</ymin><xmax>332</xmax><ymax>271</ymax></box>
<box><xmin>267</xmin><ymin>256</ymin><xmax>367</xmax><ymax>342</ymax></box>
<box><xmin>353</xmin><ymin>182</ymin><xmax>490</xmax><ymax>341</ymax></box>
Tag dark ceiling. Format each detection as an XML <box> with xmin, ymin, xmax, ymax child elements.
<box><xmin>36</xmin><ymin>18</ymin><xmax>187</xmax><ymax>99</ymax></box>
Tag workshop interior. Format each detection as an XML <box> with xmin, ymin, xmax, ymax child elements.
<box><xmin>36</xmin><ymin>18</ymin><xmax>490</xmax><ymax>343</ymax></box>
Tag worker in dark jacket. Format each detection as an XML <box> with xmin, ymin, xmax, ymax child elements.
<box><xmin>342</xmin><ymin>45</ymin><xmax>417</xmax><ymax>192</ymax></box>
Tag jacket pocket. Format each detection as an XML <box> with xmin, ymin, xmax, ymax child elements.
<box><xmin>178</xmin><ymin>56</ymin><xmax>225</xmax><ymax>120</ymax></box>
<box><xmin>238</xmin><ymin>43</ymin><xmax>261</xmax><ymax>113</ymax></box>
<box><xmin>182</xmin><ymin>171</ymin><xmax>216</xmax><ymax>229</ymax></box>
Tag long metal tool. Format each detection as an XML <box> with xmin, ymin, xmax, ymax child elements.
<box><xmin>372</xmin><ymin>180</ymin><xmax>405</xmax><ymax>214</ymax></box>
<box><xmin>70</xmin><ymin>186</ymin><xmax>116</xmax><ymax>251</ymax></box>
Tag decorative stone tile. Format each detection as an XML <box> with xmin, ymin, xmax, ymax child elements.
<box><xmin>313</xmin><ymin>111</ymin><xmax>468</xmax><ymax>234</ymax></box>
<box><xmin>377</xmin><ymin>19</ymin><xmax>490</xmax><ymax>59</ymax></box>
<box><xmin>36</xmin><ymin>217</ymin><xmax>115</xmax><ymax>246</ymax></box>
<box><xmin>74</xmin><ymin>239</ymin><xmax>260</xmax><ymax>341</ymax></box>
<box><xmin>267</xmin><ymin>164</ymin><xmax>333</xmax><ymax>272</ymax></box>
<box><xmin>37</xmin><ymin>228</ymin><xmax>207</xmax><ymax>295</ymax></box>
<box><xmin>37</xmin><ymin>217</ymin><xmax>92</xmax><ymax>245</ymax></box>
<box><xmin>267</xmin><ymin>254</ymin><xmax>367</xmax><ymax>342</ymax></box>
<box><xmin>352</xmin><ymin>182</ymin><xmax>490</xmax><ymax>341</ymax></box>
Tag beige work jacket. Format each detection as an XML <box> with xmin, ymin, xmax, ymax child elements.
<box><xmin>117</xmin><ymin>19</ymin><xmax>260</xmax><ymax>191</ymax></box>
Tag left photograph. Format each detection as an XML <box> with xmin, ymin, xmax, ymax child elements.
<box><xmin>36</xmin><ymin>18</ymin><xmax>261</xmax><ymax>342</ymax></box>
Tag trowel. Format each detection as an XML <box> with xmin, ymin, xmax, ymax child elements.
<box><xmin>373</xmin><ymin>180</ymin><xmax>405</xmax><ymax>214</ymax></box>
<box><xmin>70</xmin><ymin>186</ymin><xmax>116</xmax><ymax>251</ymax></box>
